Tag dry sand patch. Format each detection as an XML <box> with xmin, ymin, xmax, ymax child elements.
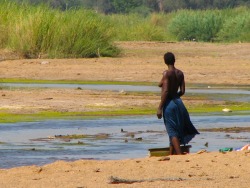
<box><xmin>1</xmin><ymin>42</ymin><xmax>249</xmax><ymax>85</ymax></box>
<box><xmin>0</xmin><ymin>151</ymin><xmax>249</xmax><ymax>188</ymax></box>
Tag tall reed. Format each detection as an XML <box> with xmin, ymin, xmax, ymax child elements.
<box><xmin>0</xmin><ymin>1</ymin><xmax>119</xmax><ymax>58</ymax></box>
<box><xmin>108</xmin><ymin>13</ymin><xmax>171</xmax><ymax>41</ymax></box>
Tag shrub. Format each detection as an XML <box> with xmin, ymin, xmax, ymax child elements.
<box><xmin>216</xmin><ymin>10</ymin><xmax>250</xmax><ymax>42</ymax></box>
<box><xmin>168</xmin><ymin>10</ymin><xmax>224</xmax><ymax>42</ymax></box>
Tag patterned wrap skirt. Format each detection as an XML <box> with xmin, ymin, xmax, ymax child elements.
<box><xmin>163</xmin><ymin>97</ymin><xmax>199</xmax><ymax>145</ymax></box>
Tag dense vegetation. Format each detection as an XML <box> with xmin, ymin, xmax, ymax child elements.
<box><xmin>0</xmin><ymin>0</ymin><xmax>249</xmax><ymax>58</ymax></box>
<box><xmin>0</xmin><ymin>1</ymin><xmax>120</xmax><ymax>58</ymax></box>
<box><xmin>13</xmin><ymin>0</ymin><xmax>250</xmax><ymax>14</ymax></box>
<box><xmin>109</xmin><ymin>7</ymin><xmax>250</xmax><ymax>42</ymax></box>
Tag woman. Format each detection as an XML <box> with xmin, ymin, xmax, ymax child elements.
<box><xmin>157</xmin><ymin>52</ymin><xmax>199</xmax><ymax>155</ymax></box>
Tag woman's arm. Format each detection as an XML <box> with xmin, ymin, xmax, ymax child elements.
<box><xmin>158</xmin><ymin>71</ymin><xmax>166</xmax><ymax>87</ymax></box>
<box><xmin>157</xmin><ymin>72</ymin><xmax>168</xmax><ymax>119</ymax></box>
<box><xmin>178</xmin><ymin>74</ymin><xmax>185</xmax><ymax>97</ymax></box>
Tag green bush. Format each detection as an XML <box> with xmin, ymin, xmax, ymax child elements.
<box><xmin>168</xmin><ymin>10</ymin><xmax>224</xmax><ymax>42</ymax></box>
<box><xmin>216</xmin><ymin>10</ymin><xmax>250</xmax><ymax>42</ymax></box>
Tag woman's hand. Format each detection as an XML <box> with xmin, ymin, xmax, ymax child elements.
<box><xmin>157</xmin><ymin>108</ymin><xmax>163</xmax><ymax>119</ymax></box>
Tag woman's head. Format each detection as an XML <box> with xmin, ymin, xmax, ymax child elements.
<box><xmin>164</xmin><ymin>52</ymin><xmax>175</xmax><ymax>65</ymax></box>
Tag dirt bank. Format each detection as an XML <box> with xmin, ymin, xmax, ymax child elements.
<box><xmin>1</xmin><ymin>42</ymin><xmax>250</xmax><ymax>85</ymax></box>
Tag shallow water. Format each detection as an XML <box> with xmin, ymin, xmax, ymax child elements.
<box><xmin>1</xmin><ymin>83</ymin><xmax>250</xmax><ymax>93</ymax></box>
<box><xmin>1</xmin><ymin>83</ymin><xmax>249</xmax><ymax>168</ymax></box>
<box><xmin>0</xmin><ymin>115</ymin><xmax>249</xmax><ymax>169</ymax></box>
<box><xmin>2</xmin><ymin>83</ymin><xmax>250</xmax><ymax>102</ymax></box>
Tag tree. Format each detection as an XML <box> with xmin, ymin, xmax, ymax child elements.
<box><xmin>144</xmin><ymin>0</ymin><xmax>160</xmax><ymax>12</ymax></box>
<box><xmin>163</xmin><ymin>0</ymin><xmax>188</xmax><ymax>12</ymax></box>
<box><xmin>157</xmin><ymin>0</ymin><xmax>163</xmax><ymax>12</ymax></box>
<box><xmin>10</xmin><ymin>0</ymin><xmax>250</xmax><ymax>13</ymax></box>
<box><xmin>81</xmin><ymin>0</ymin><xmax>113</xmax><ymax>13</ymax></box>
<box><xmin>212</xmin><ymin>0</ymin><xmax>238</xmax><ymax>9</ymax></box>
<box><xmin>110</xmin><ymin>0</ymin><xmax>144</xmax><ymax>13</ymax></box>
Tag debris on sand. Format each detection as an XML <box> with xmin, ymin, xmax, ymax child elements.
<box><xmin>108</xmin><ymin>176</ymin><xmax>185</xmax><ymax>184</ymax></box>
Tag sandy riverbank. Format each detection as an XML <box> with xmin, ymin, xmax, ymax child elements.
<box><xmin>0</xmin><ymin>42</ymin><xmax>250</xmax><ymax>187</ymax></box>
<box><xmin>0</xmin><ymin>151</ymin><xmax>250</xmax><ymax>188</ymax></box>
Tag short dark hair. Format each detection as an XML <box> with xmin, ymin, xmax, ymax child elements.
<box><xmin>164</xmin><ymin>52</ymin><xmax>175</xmax><ymax>65</ymax></box>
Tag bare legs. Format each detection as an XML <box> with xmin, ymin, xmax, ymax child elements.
<box><xmin>170</xmin><ymin>137</ymin><xmax>182</xmax><ymax>155</ymax></box>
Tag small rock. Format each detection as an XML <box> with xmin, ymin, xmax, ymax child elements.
<box><xmin>135</xmin><ymin>137</ymin><xmax>142</xmax><ymax>141</ymax></box>
<box><xmin>37</xmin><ymin>168</ymin><xmax>43</xmax><ymax>173</ymax></box>
<box><xmin>158</xmin><ymin>156</ymin><xmax>170</xmax><ymax>161</ymax></box>
<box><xmin>40</xmin><ymin>61</ymin><xmax>49</xmax><ymax>65</ymax></box>
<box><xmin>43</xmin><ymin>97</ymin><xmax>53</xmax><ymax>100</ymax></box>
<box><xmin>196</xmin><ymin>149</ymin><xmax>207</xmax><ymax>154</ymax></box>
<box><xmin>121</xmin><ymin>128</ymin><xmax>127</xmax><ymax>133</ymax></box>
<box><xmin>78</xmin><ymin>141</ymin><xmax>84</xmax><ymax>145</ymax></box>
<box><xmin>119</xmin><ymin>90</ymin><xmax>127</xmax><ymax>94</ymax></box>
<box><xmin>94</xmin><ymin>168</ymin><xmax>100</xmax><ymax>172</ymax></box>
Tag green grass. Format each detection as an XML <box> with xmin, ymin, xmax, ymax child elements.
<box><xmin>0</xmin><ymin>108</ymin><xmax>155</xmax><ymax>123</ymax></box>
<box><xmin>1</xmin><ymin>101</ymin><xmax>250</xmax><ymax>123</ymax></box>
<box><xmin>0</xmin><ymin>78</ymin><xmax>156</xmax><ymax>86</ymax></box>
<box><xmin>187</xmin><ymin>101</ymin><xmax>250</xmax><ymax>114</ymax></box>
<box><xmin>108</xmin><ymin>13</ymin><xmax>172</xmax><ymax>41</ymax></box>
<box><xmin>0</xmin><ymin>111</ymin><xmax>79</xmax><ymax>123</ymax></box>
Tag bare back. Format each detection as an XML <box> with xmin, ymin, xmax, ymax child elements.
<box><xmin>159</xmin><ymin>68</ymin><xmax>185</xmax><ymax>99</ymax></box>
<box><xmin>166</xmin><ymin>69</ymin><xmax>184</xmax><ymax>98</ymax></box>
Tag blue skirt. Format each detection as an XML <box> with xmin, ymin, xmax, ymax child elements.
<box><xmin>163</xmin><ymin>97</ymin><xmax>199</xmax><ymax>145</ymax></box>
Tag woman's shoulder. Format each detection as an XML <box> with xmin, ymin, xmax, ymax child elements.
<box><xmin>175</xmin><ymin>68</ymin><xmax>183</xmax><ymax>73</ymax></box>
<box><xmin>162</xmin><ymin>70</ymin><xmax>168</xmax><ymax>76</ymax></box>
<box><xmin>175</xmin><ymin>69</ymin><xmax>184</xmax><ymax>75</ymax></box>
